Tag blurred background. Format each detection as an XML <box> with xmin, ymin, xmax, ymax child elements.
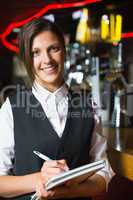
<box><xmin>0</xmin><ymin>0</ymin><xmax>133</xmax><ymax>128</ymax></box>
<box><xmin>0</xmin><ymin>1</ymin><xmax>133</xmax><ymax>199</ymax></box>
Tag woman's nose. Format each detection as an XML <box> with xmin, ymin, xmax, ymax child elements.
<box><xmin>42</xmin><ymin>51</ymin><xmax>51</xmax><ymax>64</ymax></box>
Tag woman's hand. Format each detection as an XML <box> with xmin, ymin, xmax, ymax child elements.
<box><xmin>36</xmin><ymin>180</ymin><xmax>78</xmax><ymax>199</ymax></box>
<box><xmin>36</xmin><ymin>159</ymin><xmax>69</xmax><ymax>198</ymax></box>
<box><xmin>41</xmin><ymin>159</ymin><xmax>69</xmax><ymax>185</ymax></box>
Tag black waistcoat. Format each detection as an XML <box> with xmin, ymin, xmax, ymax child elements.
<box><xmin>8</xmin><ymin>88</ymin><xmax>94</xmax><ymax>200</ymax></box>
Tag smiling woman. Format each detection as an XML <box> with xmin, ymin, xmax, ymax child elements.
<box><xmin>0</xmin><ymin>18</ymin><xmax>114</xmax><ymax>200</ymax></box>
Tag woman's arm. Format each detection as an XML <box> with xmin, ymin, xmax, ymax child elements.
<box><xmin>0</xmin><ymin>172</ymin><xmax>40</xmax><ymax>198</ymax></box>
<box><xmin>89</xmin><ymin>113</ymin><xmax>115</xmax><ymax>189</ymax></box>
<box><xmin>0</xmin><ymin>99</ymin><xmax>41</xmax><ymax>198</ymax></box>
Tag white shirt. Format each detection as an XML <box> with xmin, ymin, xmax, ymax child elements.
<box><xmin>0</xmin><ymin>82</ymin><xmax>114</xmax><ymax>188</ymax></box>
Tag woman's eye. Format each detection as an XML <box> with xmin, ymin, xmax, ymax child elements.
<box><xmin>50</xmin><ymin>46</ymin><xmax>61</xmax><ymax>52</ymax></box>
<box><xmin>32</xmin><ymin>50</ymin><xmax>40</xmax><ymax>57</ymax></box>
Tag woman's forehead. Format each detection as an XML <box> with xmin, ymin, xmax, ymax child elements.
<box><xmin>32</xmin><ymin>31</ymin><xmax>62</xmax><ymax>49</ymax></box>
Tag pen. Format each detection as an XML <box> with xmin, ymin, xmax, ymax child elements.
<box><xmin>33</xmin><ymin>150</ymin><xmax>52</xmax><ymax>161</ymax></box>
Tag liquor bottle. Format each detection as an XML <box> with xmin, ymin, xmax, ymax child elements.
<box><xmin>76</xmin><ymin>8</ymin><xmax>91</xmax><ymax>44</ymax></box>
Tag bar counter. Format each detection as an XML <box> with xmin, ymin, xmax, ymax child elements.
<box><xmin>103</xmin><ymin>127</ymin><xmax>133</xmax><ymax>181</ymax></box>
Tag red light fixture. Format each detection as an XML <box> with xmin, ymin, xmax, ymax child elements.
<box><xmin>0</xmin><ymin>0</ymin><xmax>101</xmax><ymax>53</ymax></box>
<box><xmin>0</xmin><ymin>0</ymin><xmax>133</xmax><ymax>53</ymax></box>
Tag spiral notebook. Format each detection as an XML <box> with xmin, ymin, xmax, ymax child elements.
<box><xmin>45</xmin><ymin>160</ymin><xmax>105</xmax><ymax>190</ymax></box>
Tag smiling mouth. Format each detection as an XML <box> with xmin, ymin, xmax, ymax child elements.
<box><xmin>42</xmin><ymin>65</ymin><xmax>58</xmax><ymax>74</ymax></box>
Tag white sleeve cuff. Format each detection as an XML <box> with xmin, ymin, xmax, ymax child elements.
<box><xmin>96</xmin><ymin>167</ymin><xmax>115</xmax><ymax>191</ymax></box>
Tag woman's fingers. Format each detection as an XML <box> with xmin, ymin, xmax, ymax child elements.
<box><xmin>36</xmin><ymin>179</ymin><xmax>57</xmax><ymax>199</ymax></box>
<box><xmin>41</xmin><ymin>159</ymin><xmax>69</xmax><ymax>182</ymax></box>
<box><xmin>41</xmin><ymin>159</ymin><xmax>69</xmax><ymax>172</ymax></box>
<box><xmin>42</xmin><ymin>165</ymin><xmax>66</xmax><ymax>175</ymax></box>
<box><xmin>57</xmin><ymin>159</ymin><xmax>69</xmax><ymax>171</ymax></box>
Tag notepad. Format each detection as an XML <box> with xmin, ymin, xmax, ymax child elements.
<box><xmin>45</xmin><ymin>160</ymin><xmax>105</xmax><ymax>190</ymax></box>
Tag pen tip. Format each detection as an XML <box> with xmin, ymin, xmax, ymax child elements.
<box><xmin>33</xmin><ymin>150</ymin><xmax>38</xmax><ymax>155</ymax></box>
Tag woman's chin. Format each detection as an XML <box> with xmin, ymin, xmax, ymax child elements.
<box><xmin>40</xmin><ymin>77</ymin><xmax>62</xmax><ymax>88</ymax></box>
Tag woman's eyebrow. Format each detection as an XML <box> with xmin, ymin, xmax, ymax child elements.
<box><xmin>47</xmin><ymin>43</ymin><xmax>62</xmax><ymax>50</ymax></box>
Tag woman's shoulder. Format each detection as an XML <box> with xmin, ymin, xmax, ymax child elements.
<box><xmin>8</xmin><ymin>84</ymin><xmax>32</xmax><ymax>103</ymax></box>
<box><xmin>0</xmin><ymin>97</ymin><xmax>13</xmax><ymax>123</ymax></box>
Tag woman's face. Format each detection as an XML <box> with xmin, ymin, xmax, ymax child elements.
<box><xmin>31</xmin><ymin>30</ymin><xmax>65</xmax><ymax>91</ymax></box>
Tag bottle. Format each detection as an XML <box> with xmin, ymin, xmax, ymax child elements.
<box><xmin>76</xmin><ymin>8</ymin><xmax>91</xmax><ymax>44</ymax></box>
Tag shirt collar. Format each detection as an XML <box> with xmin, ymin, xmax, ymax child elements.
<box><xmin>32</xmin><ymin>81</ymin><xmax>68</xmax><ymax>103</ymax></box>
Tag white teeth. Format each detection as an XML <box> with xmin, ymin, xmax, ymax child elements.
<box><xmin>45</xmin><ymin>66</ymin><xmax>55</xmax><ymax>69</ymax></box>
<box><xmin>46</xmin><ymin>66</ymin><xmax>55</xmax><ymax>69</ymax></box>
<box><xmin>46</xmin><ymin>67</ymin><xmax>54</xmax><ymax>71</ymax></box>
<box><xmin>42</xmin><ymin>65</ymin><xmax>57</xmax><ymax>73</ymax></box>
<box><xmin>41</xmin><ymin>66</ymin><xmax>56</xmax><ymax>70</ymax></box>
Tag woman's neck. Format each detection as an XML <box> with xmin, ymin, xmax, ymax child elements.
<box><xmin>34</xmin><ymin>79</ymin><xmax>65</xmax><ymax>92</ymax></box>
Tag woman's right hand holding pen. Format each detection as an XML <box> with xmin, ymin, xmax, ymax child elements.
<box><xmin>36</xmin><ymin>159</ymin><xmax>69</xmax><ymax>199</ymax></box>
<box><xmin>41</xmin><ymin>159</ymin><xmax>69</xmax><ymax>184</ymax></box>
